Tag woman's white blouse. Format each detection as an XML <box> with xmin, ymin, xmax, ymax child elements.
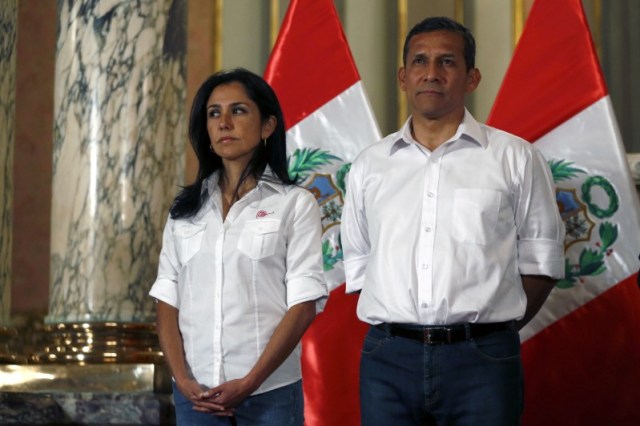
<box><xmin>150</xmin><ymin>171</ymin><xmax>327</xmax><ymax>394</ymax></box>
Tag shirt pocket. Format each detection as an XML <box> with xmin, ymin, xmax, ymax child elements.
<box><xmin>174</xmin><ymin>221</ymin><xmax>207</xmax><ymax>265</ymax></box>
<box><xmin>451</xmin><ymin>189</ymin><xmax>501</xmax><ymax>245</ymax></box>
<box><xmin>237</xmin><ymin>219</ymin><xmax>281</xmax><ymax>260</ymax></box>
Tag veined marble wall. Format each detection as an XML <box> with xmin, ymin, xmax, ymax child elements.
<box><xmin>0</xmin><ymin>1</ymin><xmax>18</xmax><ymax>326</ymax></box>
<box><xmin>47</xmin><ymin>0</ymin><xmax>187</xmax><ymax>323</ymax></box>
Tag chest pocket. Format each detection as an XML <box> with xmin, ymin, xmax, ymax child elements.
<box><xmin>174</xmin><ymin>222</ymin><xmax>207</xmax><ymax>265</ymax></box>
<box><xmin>238</xmin><ymin>219</ymin><xmax>281</xmax><ymax>260</ymax></box>
<box><xmin>452</xmin><ymin>189</ymin><xmax>501</xmax><ymax>245</ymax></box>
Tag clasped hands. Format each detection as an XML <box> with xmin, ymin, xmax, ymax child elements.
<box><xmin>180</xmin><ymin>378</ymin><xmax>254</xmax><ymax>417</ymax></box>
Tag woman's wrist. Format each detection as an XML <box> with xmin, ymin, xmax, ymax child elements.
<box><xmin>240</xmin><ymin>373</ymin><xmax>262</xmax><ymax>395</ymax></box>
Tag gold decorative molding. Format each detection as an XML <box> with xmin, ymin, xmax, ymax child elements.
<box><xmin>593</xmin><ymin>0</ymin><xmax>602</xmax><ymax>59</ymax></box>
<box><xmin>0</xmin><ymin>363</ymin><xmax>171</xmax><ymax>393</ymax></box>
<box><xmin>270</xmin><ymin>0</ymin><xmax>280</xmax><ymax>48</ymax></box>
<box><xmin>397</xmin><ymin>0</ymin><xmax>408</xmax><ymax>128</ymax></box>
<box><xmin>455</xmin><ymin>0</ymin><xmax>464</xmax><ymax>24</ymax></box>
<box><xmin>213</xmin><ymin>0</ymin><xmax>223</xmax><ymax>71</ymax></box>
<box><xmin>513</xmin><ymin>0</ymin><xmax>525</xmax><ymax>49</ymax></box>
<box><xmin>0</xmin><ymin>326</ymin><xmax>26</xmax><ymax>364</ymax></box>
<box><xmin>30</xmin><ymin>322</ymin><xmax>162</xmax><ymax>364</ymax></box>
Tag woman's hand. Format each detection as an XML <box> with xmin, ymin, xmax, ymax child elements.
<box><xmin>191</xmin><ymin>301</ymin><xmax>317</xmax><ymax>416</ymax></box>
<box><xmin>195</xmin><ymin>377</ymin><xmax>255</xmax><ymax>416</ymax></box>
<box><xmin>175</xmin><ymin>377</ymin><xmax>206</xmax><ymax>402</ymax></box>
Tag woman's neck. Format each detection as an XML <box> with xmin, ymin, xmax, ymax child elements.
<box><xmin>219</xmin><ymin>161</ymin><xmax>257</xmax><ymax>215</ymax></box>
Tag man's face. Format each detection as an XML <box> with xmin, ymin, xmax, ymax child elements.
<box><xmin>399</xmin><ymin>30</ymin><xmax>480</xmax><ymax>121</ymax></box>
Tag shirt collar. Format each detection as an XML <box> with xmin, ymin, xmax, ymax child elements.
<box><xmin>389</xmin><ymin>109</ymin><xmax>487</xmax><ymax>155</ymax></box>
<box><xmin>201</xmin><ymin>166</ymin><xmax>286</xmax><ymax>197</ymax></box>
<box><xmin>258</xmin><ymin>166</ymin><xmax>287</xmax><ymax>195</ymax></box>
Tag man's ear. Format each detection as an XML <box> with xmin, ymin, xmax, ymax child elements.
<box><xmin>398</xmin><ymin>66</ymin><xmax>407</xmax><ymax>92</ymax></box>
<box><xmin>466</xmin><ymin>68</ymin><xmax>481</xmax><ymax>93</ymax></box>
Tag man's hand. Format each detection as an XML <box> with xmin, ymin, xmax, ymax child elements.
<box><xmin>517</xmin><ymin>274</ymin><xmax>557</xmax><ymax>330</ymax></box>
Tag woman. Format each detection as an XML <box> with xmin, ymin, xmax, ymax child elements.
<box><xmin>150</xmin><ymin>68</ymin><xmax>327</xmax><ymax>425</ymax></box>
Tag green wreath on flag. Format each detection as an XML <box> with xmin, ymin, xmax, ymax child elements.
<box><xmin>549</xmin><ymin>160</ymin><xmax>620</xmax><ymax>289</ymax></box>
<box><xmin>581</xmin><ymin>176</ymin><xmax>619</xmax><ymax>219</ymax></box>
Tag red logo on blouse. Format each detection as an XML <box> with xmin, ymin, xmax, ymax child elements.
<box><xmin>256</xmin><ymin>210</ymin><xmax>274</xmax><ymax>219</ymax></box>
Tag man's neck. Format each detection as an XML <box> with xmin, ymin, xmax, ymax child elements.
<box><xmin>411</xmin><ymin>109</ymin><xmax>465</xmax><ymax>151</ymax></box>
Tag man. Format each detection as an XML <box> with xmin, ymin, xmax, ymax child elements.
<box><xmin>341</xmin><ymin>17</ymin><xmax>565</xmax><ymax>425</ymax></box>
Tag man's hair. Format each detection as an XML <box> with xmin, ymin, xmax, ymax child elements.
<box><xmin>402</xmin><ymin>16</ymin><xmax>476</xmax><ymax>70</ymax></box>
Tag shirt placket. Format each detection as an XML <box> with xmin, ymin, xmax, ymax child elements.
<box><xmin>211</xmin><ymin>186</ymin><xmax>259</xmax><ymax>385</ymax></box>
<box><xmin>211</xmin><ymin>196</ymin><xmax>225</xmax><ymax>384</ymax></box>
<box><xmin>418</xmin><ymin>151</ymin><xmax>441</xmax><ymax>324</ymax></box>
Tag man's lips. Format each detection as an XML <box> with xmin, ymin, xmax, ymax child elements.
<box><xmin>418</xmin><ymin>88</ymin><xmax>443</xmax><ymax>96</ymax></box>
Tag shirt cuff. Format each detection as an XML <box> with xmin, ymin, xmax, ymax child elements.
<box><xmin>286</xmin><ymin>275</ymin><xmax>329</xmax><ymax>313</ymax></box>
<box><xmin>344</xmin><ymin>255</ymin><xmax>369</xmax><ymax>293</ymax></box>
<box><xmin>518</xmin><ymin>239</ymin><xmax>565</xmax><ymax>279</ymax></box>
<box><xmin>149</xmin><ymin>277</ymin><xmax>179</xmax><ymax>308</ymax></box>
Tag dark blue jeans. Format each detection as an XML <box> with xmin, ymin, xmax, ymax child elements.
<box><xmin>173</xmin><ymin>380</ymin><xmax>303</xmax><ymax>425</ymax></box>
<box><xmin>360</xmin><ymin>324</ymin><xmax>523</xmax><ymax>425</ymax></box>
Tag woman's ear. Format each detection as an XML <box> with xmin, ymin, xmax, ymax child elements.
<box><xmin>261</xmin><ymin>116</ymin><xmax>277</xmax><ymax>139</ymax></box>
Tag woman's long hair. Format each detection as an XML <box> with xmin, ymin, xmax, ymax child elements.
<box><xmin>170</xmin><ymin>68</ymin><xmax>294</xmax><ymax>219</ymax></box>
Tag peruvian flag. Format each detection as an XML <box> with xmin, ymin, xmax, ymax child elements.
<box><xmin>488</xmin><ymin>0</ymin><xmax>640</xmax><ymax>424</ymax></box>
<box><xmin>264</xmin><ymin>0</ymin><xmax>380</xmax><ymax>424</ymax></box>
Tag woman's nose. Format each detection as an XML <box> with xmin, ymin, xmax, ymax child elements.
<box><xmin>218</xmin><ymin>111</ymin><xmax>232</xmax><ymax>129</ymax></box>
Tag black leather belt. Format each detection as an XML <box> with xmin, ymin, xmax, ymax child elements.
<box><xmin>374</xmin><ymin>321</ymin><xmax>513</xmax><ymax>344</ymax></box>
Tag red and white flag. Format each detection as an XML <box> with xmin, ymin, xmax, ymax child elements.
<box><xmin>264</xmin><ymin>0</ymin><xmax>380</xmax><ymax>424</ymax></box>
<box><xmin>488</xmin><ymin>0</ymin><xmax>640</xmax><ymax>424</ymax></box>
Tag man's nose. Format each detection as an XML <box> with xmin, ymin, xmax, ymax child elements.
<box><xmin>425</xmin><ymin>63</ymin><xmax>440</xmax><ymax>82</ymax></box>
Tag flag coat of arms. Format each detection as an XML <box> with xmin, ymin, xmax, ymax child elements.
<box><xmin>487</xmin><ymin>0</ymin><xmax>640</xmax><ymax>424</ymax></box>
<box><xmin>264</xmin><ymin>0</ymin><xmax>380</xmax><ymax>424</ymax></box>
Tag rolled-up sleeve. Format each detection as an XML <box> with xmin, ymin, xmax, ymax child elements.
<box><xmin>149</xmin><ymin>215</ymin><xmax>180</xmax><ymax>308</ymax></box>
<box><xmin>516</xmin><ymin>147</ymin><xmax>566</xmax><ymax>279</ymax></box>
<box><xmin>285</xmin><ymin>190</ymin><xmax>328</xmax><ymax>311</ymax></box>
<box><xmin>341</xmin><ymin>160</ymin><xmax>371</xmax><ymax>293</ymax></box>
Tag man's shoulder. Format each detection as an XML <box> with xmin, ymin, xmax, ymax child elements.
<box><xmin>480</xmin><ymin>122</ymin><xmax>536</xmax><ymax>153</ymax></box>
<box><xmin>352</xmin><ymin>130</ymin><xmax>402</xmax><ymax>164</ymax></box>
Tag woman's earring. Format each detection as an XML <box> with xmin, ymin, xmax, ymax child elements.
<box><xmin>263</xmin><ymin>138</ymin><xmax>267</xmax><ymax>147</ymax></box>
<box><xmin>209</xmin><ymin>145</ymin><xmax>214</xmax><ymax>152</ymax></box>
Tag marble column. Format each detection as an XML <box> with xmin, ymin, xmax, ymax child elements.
<box><xmin>46</xmin><ymin>0</ymin><xmax>186</xmax><ymax>330</ymax></box>
<box><xmin>0</xmin><ymin>1</ymin><xmax>17</xmax><ymax>328</ymax></box>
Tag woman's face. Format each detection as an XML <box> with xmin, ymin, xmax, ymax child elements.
<box><xmin>206</xmin><ymin>81</ymin><xmax>276</xmax><ymax>166</ymax></box>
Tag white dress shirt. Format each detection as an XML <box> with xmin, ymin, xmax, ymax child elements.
<box><xmin>150</xmin><ymin>170</ymin><xmax>327</xmax><ymax>394</ymax></box>
<box><xmin>342</xmin><ymin>110</ymin><xmax>565</xmax><ymax>326</ymax></box>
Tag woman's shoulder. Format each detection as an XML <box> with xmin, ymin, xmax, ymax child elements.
<box><xmin>281</xmin><ymin>183</ymin><xmax>314</xmax><ymax>199</ymax></box>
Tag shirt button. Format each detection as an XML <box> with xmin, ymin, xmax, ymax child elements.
<box><xmin>424</xmin><ymin>226</ymin><xmax>432</xmax><ymax>232</ymax></box>
<box><xmin>427</xmin><ymin>192</ymin><xmax>435</xmax><ymax>198</ymax></box>
<box><xmin>421</xmin><ymin>303</ymin><xmax>427</xmax><ymax>308</ymax></box>
<box><xmin>422</xmin><ymin>264</ymin><xmax>429</xmax><ymax>270</ymax></box>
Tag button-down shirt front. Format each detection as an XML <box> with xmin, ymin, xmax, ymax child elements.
<box><xmin>342</xmin><ymin>111</ymin><xmax>565</xmax><ymax>326</ymax></box>
<box><xmin>150</xmin><ymin>170</ymin><xmax>327</xmax><ymax>394</ymax></box>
